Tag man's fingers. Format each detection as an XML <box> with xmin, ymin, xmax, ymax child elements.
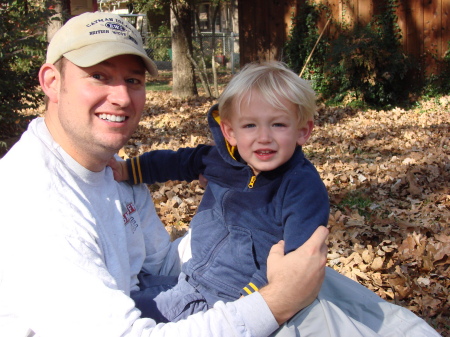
<box><xmin>267</xmin><ymin>240</ymin><xmax>285</xmax><ymax>268</ymax></box>
<box><xmin>300</xmin><ymin>226</ymin><xmax>328</xmax><ymax>251</ymax></box>
<box><xmin>269</xmin><ymin>240</ymin><xmax>285</xmax><ymax>256</ymax></box>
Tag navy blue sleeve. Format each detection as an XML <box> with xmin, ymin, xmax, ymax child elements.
<box><xmin>282</xmin><ymin>161</ymin><xmax>330</xmax><ymax>253</ymax></box>
<box><xmin>126</xmin><ymin>145</ymin><xmax>212</xmax><ymax>185</ymax></box>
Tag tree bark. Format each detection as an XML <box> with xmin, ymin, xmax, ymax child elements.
<box><xmin>46</xmin><ymin>0</ymin><xmax>70</xmax><ymax>42</ymax></box>
<box><xmin>211</xmin><ymin>1</ymin><xmax>221</xmax><ymax>97</ymax></box>
<box><xmin>170</xmin><ymin>0</ymin><xmax>198</xmax><ymax>98</ymax></box>
<box><xmin>193</xmin><ymin>12</ymin><xmax>213</xmax><ymax>97</ymax></box>
<box><xmin>230</xmin><ymin>0</ymin><xmax>239</xmax><ymax>71</ymax></box>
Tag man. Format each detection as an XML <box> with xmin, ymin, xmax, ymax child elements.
<box><xmin>0</xmin><ymin>11</ymin><xmax>328</xmax><ymax>337</ymax></box>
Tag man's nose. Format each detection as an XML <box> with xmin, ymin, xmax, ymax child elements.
<box><xmin>108</xmin><ymin>83</ymin><xmax>131</xmax><ymax>107</ymax></box>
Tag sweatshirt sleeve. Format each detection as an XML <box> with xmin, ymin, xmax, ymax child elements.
<box><xmin>282</xmin><ymin>160</ymin><xmax>330</xmax><ymax>254</ymax></box>
<box><xmin>126</xmin><ymin>145</ymin><xmax>212</xmax><ymax>185</ymax></box>
<box><xmin>134</xmin><ymin>293</ymin><xmax>279</xmax><ymax>337</ymax></box>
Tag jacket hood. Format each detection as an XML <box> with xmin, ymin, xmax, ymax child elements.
<box><xmin>207</xmin><ymin>103</ymin><xmax>246</xmax><ymax>168</ymax></box>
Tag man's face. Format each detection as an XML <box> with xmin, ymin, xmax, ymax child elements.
<box><xmin>55</xmin><ymin>55</ymin><xmax>146</xmax><ymax>170</ymax></box>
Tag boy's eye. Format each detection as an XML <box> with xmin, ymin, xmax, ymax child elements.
<box><xmin>273</xmin><ymin>123</ymin><xmax>286</xmax><ymax>127</ymax></box>
<box><xmin>243</xmin><ymin>124</ymin><xmax>256</xmax><ymax>128</ymax></box>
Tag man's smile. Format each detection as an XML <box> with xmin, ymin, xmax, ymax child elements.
<box><xmin>97</xmin><ymin>113</ymin><xmax>127</xmax><ymax>123</ymax></box>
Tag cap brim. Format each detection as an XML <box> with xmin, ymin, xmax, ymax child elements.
<box><xmin>63</xmin><ymin>41</ymin><xmax>158</xmax><ymax>77</ymax></box>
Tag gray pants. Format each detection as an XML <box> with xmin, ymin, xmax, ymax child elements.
<box><xmin>271</xmin><ymin>267</ymin><xmax>439</xmax><ymax>337</ymax></box>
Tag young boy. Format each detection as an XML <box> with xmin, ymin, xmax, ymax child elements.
<box><xmin>113</xmin><ymin>61</ymin><xmax>330</xmax><ymax>322</ymax></box>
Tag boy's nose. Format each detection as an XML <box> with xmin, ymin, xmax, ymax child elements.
<box><xmin>257</xmin><ymin>127</ymin><xmax>272</xmax><ymax>143</ymax></box>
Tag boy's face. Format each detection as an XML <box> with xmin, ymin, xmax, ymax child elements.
<box><xmin>220</xmin><ymin>90</ymin><xmax>313</xmax><ymax>175</ymax></box>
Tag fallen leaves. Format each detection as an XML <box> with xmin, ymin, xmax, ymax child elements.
<box><xmin>122</xmin><ymin>88</ymin><xmax>449</xmax><ymax>335</ymax></box>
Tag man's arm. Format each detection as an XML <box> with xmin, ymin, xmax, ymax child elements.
<box><xmin>260</xmin><ymin>226</ymin><xmax>329</xmax><ymax>325</ymax></box>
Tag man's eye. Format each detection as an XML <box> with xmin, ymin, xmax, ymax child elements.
<box><xmin>126</xmin><ymin>78</ymin><xmax>142</xmax><ymax>85</ymax></box>
<box><xmin>91</xmin><ymin>74</ymin><xmax>104</xmax><ymax>80</ymax></box>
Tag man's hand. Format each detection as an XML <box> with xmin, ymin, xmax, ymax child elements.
<box><xmin>260</xmin><ymin>226</ymin><xmax>329</xmax><ymax>325</ymax></box>
<box><xmin>108</xmin><ymin>157</ymin><xmax>129</xmax><ymax>182</ymax></box>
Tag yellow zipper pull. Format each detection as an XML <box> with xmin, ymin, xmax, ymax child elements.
<box><xmin>248</xmin><ymin>175</ymin><xmax>256</xmax><ymax>188</ymax></box>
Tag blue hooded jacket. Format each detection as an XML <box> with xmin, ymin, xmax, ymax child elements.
<box><xmin>126</xmin><ymin>103</ymin><xmax>330</xmax><ymax>304</ymax></box>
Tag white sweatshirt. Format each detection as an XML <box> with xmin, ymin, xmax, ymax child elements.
<box><xmin>0</xmin><ymin>118</ymin><xmax>278</xmax><ymax>337</ymax></box>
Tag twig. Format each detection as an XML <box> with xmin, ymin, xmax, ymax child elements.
<box><xmin>299</xmin><ymin>17</ymin><xmax>331</xmax><ymax>78</ymax></box>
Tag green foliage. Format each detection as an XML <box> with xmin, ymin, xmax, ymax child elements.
<box><xmin>284</xmin><ymin>0</ymin><xmax>329</xmax><ymax>93</ymax></box>
<box><xmin>133</xmin><ymin>0</ymin><xmax>167</xmax><ymax>14</ymax></box>
<box><xmin>147</xmin><ymin>25</ymin><xmax>172</xmax><ymax>61</ymax></box>
<box><xmin>0</xmin><ymin>0</ymin><xmax>55</xmax><ymax>136</ymax></box>
<box><xmin>338</xmin><ymin>191</ymin><xmax>373</xmax><ymax>218</ymax></box>
<box><xmin>326</xmin><ymin>2</ymin><xmax>410</xmax><ymax>107</ymax></box>
<box><xmin>422</xmin><ymin>40</ymin><xmax>450</xmax><ymax>97</ymax></box>
<box><xmin>441</xmin><ymin>41</ymin><xmax>450</xmax><ymax>89</ymax></box>
<box><xmin>285</xmin><ymin>0</ymin><xmax>412</xmax><ymax>108</ymax></box>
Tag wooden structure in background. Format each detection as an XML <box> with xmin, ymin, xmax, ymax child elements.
<box><xmin>70</xmin><ymin>0</ymin><xmax>97</xmax><ymax>15</ymax></box>
<box><xmin>238</xmin><ymin>0</ymin><xmax>296</xmax><ymax>64</ymax></box>
<box><xmin>239</xmin><ymin>0</ymin><xmax>450</xmax><ymax>76</ymax></box>
<box><xmin>397</xmin><ymin>0</ymin><xmax>450</xmax><ymax>75</ymax></box>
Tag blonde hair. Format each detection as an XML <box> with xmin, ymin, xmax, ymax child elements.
<box><xmin>218</xmin><ymin>61</ymin><xmax>316</xmax><ymax>127</ymax></box>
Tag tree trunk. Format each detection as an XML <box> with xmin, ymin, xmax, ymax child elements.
<box><xmin>193</xmin><ymin>12</ymin><xmax>213</xmax><ymax>97</ymax></box>
<box><xmin>211</xmin><ymin>1</ymin><xmax>221</xmax><ymax>97</ymax></box>
<box><xmin>230</xmin><ymin>0</ymin><xmax>239</xmax><ymax>72</ymax></box>
<box><xmin>170</xmin><ymin>0</ymin><xmax>197</xmax><ymax>98</ymax></box>
<box><xmin>47</xmin><ymin>1</ymin><xmax>62</xmax><ymax>41</ymax></box>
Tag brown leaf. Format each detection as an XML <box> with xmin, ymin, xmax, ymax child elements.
<box><xmin>371</xmin><ymin>256</ymin><xmax>384</xmax><ymax>271</ymax></box>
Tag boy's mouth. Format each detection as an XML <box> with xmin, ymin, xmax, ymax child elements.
<box><xmin>256</xmin><ymin>150</ymin><xmax>275</xmax><ymax>155</ymax></box>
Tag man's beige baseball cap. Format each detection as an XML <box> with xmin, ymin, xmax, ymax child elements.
<box><xmin>46</xmin><ymin>11</ymin><xmax>158</xmax><ymax>76</ymax></box>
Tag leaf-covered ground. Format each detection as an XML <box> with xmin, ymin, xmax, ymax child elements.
<box><xmin>122</xmin><ymin>87</ymin><xmax>449</xmax><ymax>335</ymax></box>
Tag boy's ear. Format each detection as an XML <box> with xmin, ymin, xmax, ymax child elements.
<box><xmin>220</xmin><ymin>120</ymin><xmax>238</xmax><ymax>146</ymax></box>
<box><xmin>297</xmin><ymin>120</ymin><xmax>314</xmax><ymax>146</ymax></box>
<box><xmin>39</xmin><ymin>63</ymin><xmax>60</xmax><ymax>103</ymax></box>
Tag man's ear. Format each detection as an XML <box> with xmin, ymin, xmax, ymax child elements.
<box><xmin>39</xmin><ymin>63</ymin><xmax>60</xmax><ymax>103</ymax></box>
<box><xmin>297</xmin><ymin>120</ymin><xmax>314</xmax><ymax>146</ymax></box>
<box><xmin>220</xmin><ymin>120</ymin><xmax>237</xmax><ymax>146</ymax></box>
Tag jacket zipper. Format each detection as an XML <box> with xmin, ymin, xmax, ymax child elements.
<box><xmin>248</xmin><ymin>175</ymin><xmax>256</xmax><ymax>188</ymax></box>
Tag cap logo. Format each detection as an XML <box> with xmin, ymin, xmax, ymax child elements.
<box><xmin>105</xmin><ymin>22</ymin><xmax>126</xmax><ymax>32</ymax></box>
<box><xmin>85</xmin><ymin>19</ymin><xmax>137</xmax><ymax>43</ymax></box>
